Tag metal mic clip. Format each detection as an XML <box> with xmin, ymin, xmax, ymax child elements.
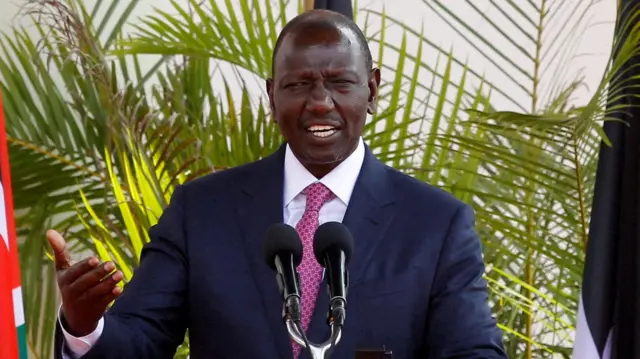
<box><xmin>327</xmin><ymin>297</ymin><xmax>346</xmax><ymax>327</ymax></box>
<box><xmin>282</xmin><ymin>294</ymin><xmax>302</xmax><ymax>322</ymax></box>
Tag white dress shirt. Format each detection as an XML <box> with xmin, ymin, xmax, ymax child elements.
<box><xmin>60</xmin><ymin>138</ymin><xmax>366</xmax><ymax>358</ymax></box>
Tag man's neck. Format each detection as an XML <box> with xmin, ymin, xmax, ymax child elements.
<box><xmin>283</xmin><ymin>137</ymin><xmax>365</xmax><ymax>207</ymax></box>
<box><xmin>306</xmin><ymin>163</ymin><xmax>338</xmax><ymax>179</ymax></box>
<box><xmin>299</xmin><ymin>143</ymin><xmax>361</xmax><ymax>179</ymax></box>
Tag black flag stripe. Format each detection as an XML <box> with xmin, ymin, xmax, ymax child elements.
<box><xmin>313</xmin><ymin>0</ymin><xmax>353</xmax><ymax>19</ymax></box>
<box><xmin>574</xmin><ymin>1</ymin><xmax>640</xmax><ymax>358</ymax></box>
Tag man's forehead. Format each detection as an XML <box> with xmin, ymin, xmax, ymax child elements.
<box><xmin>274</xmin><ymin>27</ymin><xmax>362</xmax><ymax>70</ymax></box>
<box><xmin>282</xmin><ymin>24</ymin><xmax>356</xmax><ymax>49</ymax></box>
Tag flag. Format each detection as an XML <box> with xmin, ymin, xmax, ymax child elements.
<box><xmin>313</xmin><ymin>0</ymin><xmax>353</xmax><ymax>19</ymax></box>
<box><xmin>0</xmin><ymin>90</ymin><xmax>27</xmax><ymax>358</ymax></box>
<box><xmin>572</xmin><ymin>1</ymin><xmax>640</xmax><ymax>358</ymax></box>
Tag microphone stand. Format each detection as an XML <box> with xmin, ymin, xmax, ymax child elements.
<box><xmin>285</xmin><ymin>318</ymin><xmax>342</xmax><ymax>359</ymax></box>
<box><xmin>284</xmin><ymin>300</ymin><xmax>345</xmax><ymax>359</ymax></box>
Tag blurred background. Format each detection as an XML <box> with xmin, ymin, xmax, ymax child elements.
<box><xmin>0</xmin><ymin>0</ymin><xmax>627</xmax><ymax>358</ymax></box>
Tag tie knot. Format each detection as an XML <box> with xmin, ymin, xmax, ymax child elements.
<box><xmin>303</xmin><ymin>182</ymin><xmax>334</xmax><ymax>212</ymax></box>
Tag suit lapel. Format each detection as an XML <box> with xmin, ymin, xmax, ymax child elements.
<box><xmin>304</xmin><ymin>147</ymin><xmax>396</xmax><ymax>354</ymax></box>
<box><xmin>236</xmin><ymin>145</ymin><xmax>292</xmax><ymax>359</ymax></box>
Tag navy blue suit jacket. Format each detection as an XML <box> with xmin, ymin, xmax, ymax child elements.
<box><xmin>55</xmin><ymin>144</ymin><xmax>506</xmax><ymax>358</ymax></box>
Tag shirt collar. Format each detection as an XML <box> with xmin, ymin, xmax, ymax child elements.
<box><xmin>283</xmin><ymin>137</ymin><xmax>365</xmax><ymax>207</ymax></box>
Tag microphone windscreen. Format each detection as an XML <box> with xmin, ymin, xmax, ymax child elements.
<box><xmin>313</xmin><ymin>222</ymin><xmax>354</xmax><ymax>266</ymax></box>
<box><xmin>264</xmin><ymin>223</ymin><xmax>303</xmax><ymax>270</ymax></box>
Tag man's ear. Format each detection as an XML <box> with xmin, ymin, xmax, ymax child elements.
<box><xmin>266</xmin><ymin>78</ymin><xmax>276</xmax><ymax>121</ymax></box>
<box><xmin>367</xmin><ymin>68</ymin><xmax>381</xmax><ymax>115</ymax></box>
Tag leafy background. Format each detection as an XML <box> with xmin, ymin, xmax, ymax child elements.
<box><xmin>0</xmin><ymin>0</ymin><xmax>636</xmax><ymax>358</ymax></box>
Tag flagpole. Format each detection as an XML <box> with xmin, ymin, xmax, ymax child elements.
<box><xmin>304</xmin><ymin>0</ymin><xmax>314</xmax><ymax>11</ymax></box>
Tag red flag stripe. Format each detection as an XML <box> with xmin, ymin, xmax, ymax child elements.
<box><xmin>0</xmin><ymin>90</ymin><xmax>20</xmax><ymax>288</ymax></box>
<box><xmin>0</xmin><ymin>82</ymin><xmax>22</xmax><ymax>359</ymax></box>
<box><xmin>0</xmin><ymin>233</ymin><xmax>19</xmax><ymax>359</ymax></box>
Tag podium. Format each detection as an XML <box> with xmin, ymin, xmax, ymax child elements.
<box><xmin>354</xmin><ymin>349</ymin><xmax>393</xmax><ymax>359</ymax></box>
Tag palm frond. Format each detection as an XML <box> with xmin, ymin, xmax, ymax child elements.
<box><xmin>2</xmin><ymin>0</ymin><xmax>636</xmax><ymax>358</ymax></box>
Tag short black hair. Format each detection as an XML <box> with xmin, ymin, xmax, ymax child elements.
<box><xmin>271</xmin><ymin>10</ymin><xmax>373</xmax><ymax>76</ymax></box>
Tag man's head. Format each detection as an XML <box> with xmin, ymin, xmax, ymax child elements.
<box><xmin>266</xmin><ymin>10</ymin><xmax>381</xmax><ymax>178</ymax></box>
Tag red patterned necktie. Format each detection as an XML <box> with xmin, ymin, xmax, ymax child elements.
<box><xmin>292</xmin><ymin>182</ymin><xmax>334</xmax><ymax>358</ymax></box>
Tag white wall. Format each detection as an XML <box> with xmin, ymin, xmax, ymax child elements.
<box><xmin>361</xmin><ymin>0</ymin><xmax>616</xmax><ymax>112</ymax></box>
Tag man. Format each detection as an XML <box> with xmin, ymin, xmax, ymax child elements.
<box><xmin>49</xmin><ymin>9</ymin><xmax>507</xmax><ymax>359</ymax></box>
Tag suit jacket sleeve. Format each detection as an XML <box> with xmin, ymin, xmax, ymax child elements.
<box><xmin>424</xmin><ymin>203</ymin><xmax>507</xmax><ymax>358</ymax></box>
<box><xmin>55</xmin><ymin>184</ymin><xmax>189</xmax><ymax>359</ymax></box>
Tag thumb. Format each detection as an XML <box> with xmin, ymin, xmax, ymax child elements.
<box><xmin>46</xmin><ymin>229</ymin><xmax>71</xmax><ymax>270</ymax></box>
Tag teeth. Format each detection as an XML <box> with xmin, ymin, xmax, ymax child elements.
<box><xmin>308</xmin><ymin>125</ymin><xmax>335</xmax><ymax>132</ymax></box>
<box><xmin>311</xmin><ymin>129</ymin><xmax>337</xmax><ymax>138</ymax></box>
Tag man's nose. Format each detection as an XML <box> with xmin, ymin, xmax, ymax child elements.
<box><xmin>306</xmin><ymin>82</ymin><xmax>335</xmax><ymax>116</ymax></box>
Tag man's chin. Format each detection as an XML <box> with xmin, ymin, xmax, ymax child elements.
<box><xmin>293</xmin><ymin>151</ymin><xmax>347</xmax><ymax>176</ymax></box>
<box><xmin>289</xmin><ymin>140</ymin><xmax>357</xmax><ymax>169</ymax></box>
<box><xmin>300</xmin><ymin>148</ymin><xmax>348</xmax><ymax>165</ymax></box>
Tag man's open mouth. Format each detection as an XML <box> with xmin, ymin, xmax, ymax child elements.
<box><xmin>306</xmin><ymin>125</ymin><xmax>338</xmax><ymax>138</ymax></box>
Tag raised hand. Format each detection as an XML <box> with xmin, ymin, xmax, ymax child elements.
<box><xmin>47</xmin><ymin>229</ymin><xmax>124</xmax><ymax>337</ymax></box>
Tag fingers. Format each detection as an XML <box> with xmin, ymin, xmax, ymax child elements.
<box><xmin>58</xmin><ymin>256</ymin><xmax>100</xmax><ymax>287</ymax></box>
<box><xmin>81</xmin><ymin>270</ymin><xmax>124</xmax><ymax>305</ymax></box>
<box><xmin>48</xmin><ymin>227</ymin><xmax>126</xmax><ymax>337</ymax></box>
<box><xmin>68</xmin><ymin>261</ymin><xmax>117</xmax><ymax>295</ymax></box>
<box><xmin>46</xmin><ymin>229</ymin><xmax>72</xmax><ymax>270</ymax></box>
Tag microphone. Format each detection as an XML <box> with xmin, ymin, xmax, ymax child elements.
<box><xmin>313</xmin><ymin>222</ymin><xmax>354</xmax><ymax>327</ymax></box>
<box><xmin>263</xmin><ymin>223</ymin><xmax>303</xmax><ymax>322</ymax></box>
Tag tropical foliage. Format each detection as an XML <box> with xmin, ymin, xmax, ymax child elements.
<box><xmin>1</xmin><ymin>0</ymin><xmax>638</xmax><ymax>358</ymax></box>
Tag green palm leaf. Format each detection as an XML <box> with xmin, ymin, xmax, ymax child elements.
<box><xmin>2</xmin><ymin>0</ymin><xmax>639</xmax><ymax>358</ymax></box>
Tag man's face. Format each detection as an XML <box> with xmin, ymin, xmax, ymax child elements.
<box><xmin>267</xmin><ymin>26</ymin><xmax>380</xmax><ymax>178</ymax></box>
